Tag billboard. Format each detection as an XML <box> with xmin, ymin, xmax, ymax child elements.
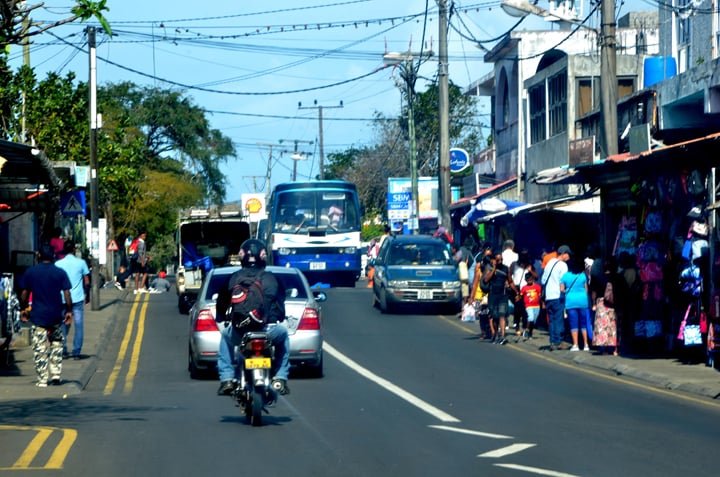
<box><xmin>387</xmin><ymin>177</ymin><xmax>438</xmax><ymax>220</ymax></box>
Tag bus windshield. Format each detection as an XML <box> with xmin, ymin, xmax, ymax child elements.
<box><xmin>272</xmin><ymin>190</ymin><xmax>360</xmax><ymax>234</ymax></box>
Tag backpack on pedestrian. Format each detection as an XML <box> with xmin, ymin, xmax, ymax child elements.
<box><xmin>230</xmin><ymin>273</ymin><xmax>267</xmax><ymax>331</ymax></box>
<box><xmin>128</xmin><ymin>238</ymin><xmax>140</xmax><ymax>259</ymax></box>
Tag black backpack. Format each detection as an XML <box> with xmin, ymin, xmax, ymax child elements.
<box><xmin>230</xmin><ymin>272</ymin><xmax>266</xmax><ymax>330</ymax></box>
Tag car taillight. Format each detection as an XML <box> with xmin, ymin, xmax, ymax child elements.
<box><xmin>194</xmin><ymin>310</ymin><xmax>219</xmax><ymax>332</ymax></box>
<box><xmin>297</xmin><ymin>308</ymin><xmax>320</xmax><ymax>330</ymax></box>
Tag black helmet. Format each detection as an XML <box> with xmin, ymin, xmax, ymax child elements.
<box><xmin>239</xmin><ymin>239</ymin><xmax>268</xmax><ymax>269</ymax></box>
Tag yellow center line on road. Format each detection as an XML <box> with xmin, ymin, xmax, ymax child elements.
<box><xmin>435</xmin><ymin>313</ymin><xmax>720</xmax><ymax>410</ymax></box>
<box><xmin>124</xmin><ymin>295</ymin><xmax>150</xmax><ymax>394</ymax></box>
<box><xmin>103</xmin><ymin>292</ymin><xmax>148</xmax><ymax>395</ymax></box>
<box><xmin>11</xmin><ymin>427</ymin><xmax>51</xmax><ymax>468</ymax></box>
<box><xmin>1</xmin><ymin>425</ymin><xmax>77</xmax><ymax>470</ymax></box>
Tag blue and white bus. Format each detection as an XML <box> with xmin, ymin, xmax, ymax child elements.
<box><xmin>265</xmin><ymin>180</ymin><xmax>362</xmax><ymax>287</ymax></box>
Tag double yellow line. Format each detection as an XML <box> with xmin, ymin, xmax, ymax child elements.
<box><xmin>103</xmin><ymin>292</ymin><xmax>150</xmax><ymax>395</ymax></box>
<box><xmin>0</xmin><ymin>425</ymin><xmax>77</xmax><ymax>470</ymax></box>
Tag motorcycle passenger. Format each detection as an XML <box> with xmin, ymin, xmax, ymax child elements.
<box><xmin>216</xmin><ymin>239</ymin><xmax>291</xmax><ymax>396</ymax></box>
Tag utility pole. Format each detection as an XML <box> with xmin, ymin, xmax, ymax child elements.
<box><xmin>298</xmin><ymin>100</ymin><xmax>343</xmax><ymax>179</ymax></box>
<box><xmin>279</xmin><ymin>139</ymin><xmax>313</xmax><ymax>181</ymax></box>
<box><xmin>600</xmin><ymin>0</ymin><xmax>618</xmax><ymax>157</ymax></box>
<box><xmin>438</xmin><ymin>0</ymin><xmax>451</xmax><ymax>232</ymax></box>
<box><xmin>88</xmin><ymin>27</ymin><xmax>100</xmax><ymax>310</ymax></box>
<box><xmin>256</xmin><ymin>143</ymin><xmax>288</xmax><ymax>205</ymax></box>
<box><xmin>21</xmin><ymin>12</ymin><xmax>30</xmax><ymax>143</ymax></box>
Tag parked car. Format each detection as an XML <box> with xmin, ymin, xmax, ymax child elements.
<box><xmin>188</xmin><ymin>265</ymin><xmax>327</xmax><ymax>379</ymax></box>
<box><xmin>371</xmin><ymin>234</ymin><xmax>462</xmax><ymax>314</ymax></box>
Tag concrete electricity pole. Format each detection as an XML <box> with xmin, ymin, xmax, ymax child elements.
<box><xmin>88</xmin><ymin>27</ymin><xmax>100</xmax><ymax>310</ymax></box>
<box><xmin>298</xmin><ymin>101</ymin><xmax>343</xmax><ymax>179</ymax></box>
<box><xmin>256</xmin><ymin>143</ymin><xmax>287</xmax><ymax>205</ymax></box>
<box><xmin>600</xmin><ymin>0</ymin><xmax>618</xmax><ymax>157</ymax></box>
<box><xmin>438</xmin><ymin>0</ymin><xmax>452</xmax><ymax>232</ymax></box>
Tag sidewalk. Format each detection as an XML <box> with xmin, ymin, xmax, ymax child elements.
<box><xmin>468</xmin><ymin>322</ymin><xmax>720</xmax><ymax>400</ymax></box>
<box><xmin>2</xmin><ymin>286</ymin><xmax>719</xmax><ymax>402</ymax></box>
<box><xmin>0</xmin><ymin>287</ymin><xmax>127</xmax><ymax>401</ymax></box>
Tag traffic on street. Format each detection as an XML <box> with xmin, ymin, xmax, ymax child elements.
<box><xmin>1</xmin><ymin>283</ymin><xmax>719</xmax><ymax>476</ymax></box>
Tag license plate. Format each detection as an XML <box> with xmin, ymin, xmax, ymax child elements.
<box><xmin>418</xmin><ymin>289</ymin><xmax>433</xmax><ymax>300</ymax></box>
<box><xmin>245</xmin><ymin>357</ymin><xmax>271</xmax><ymax>369</ymax></box>
<box><xmin>310</xmin><ymin>262</ymin><xmax>326</xmax><ymax>270</ymax></box>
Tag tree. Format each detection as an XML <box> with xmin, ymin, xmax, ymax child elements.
<box><xmin>0</xmin><ymin>0</ymin><xmax>111</xmax><ymax>49</ymax></box>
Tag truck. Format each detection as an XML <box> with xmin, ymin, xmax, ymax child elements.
<box><xmin>175</xmin><ymin>206</ymin><xmax>250</xmax><ymax>313</ymax></box>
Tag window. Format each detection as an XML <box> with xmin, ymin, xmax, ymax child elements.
<box><xmin>617</xmin><ymin>77</ymin><xmax>635</xmax><ymax>100</ymax></box>
<box><xmin>548</xmin><ymin>73</ymin><xmax>567</xmax><ymax>136</ymax></box>
<box><xmin>577</xmin><ymin>77</ymin><xmax>599</xmax><ymax>117</ymax></box>
<box><xmin>677</xmin><ymin>0</ymin><xmax>691</xmax><ymax>72</ymax></box>
<box><xmin>502</xmin><ymin>82</ymin><xmax>510</xmax><ymax>127</ymax></box>
<box><xmin>529</xmin><ymin>84</ymin><xmax>546</xmax><ymax>144</ymax></box>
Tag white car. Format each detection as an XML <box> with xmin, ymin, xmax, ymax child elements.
<box><xmin>188</xmin><ymin>265</ymin><xmax>326</xmax><ymax>379</ymax></box>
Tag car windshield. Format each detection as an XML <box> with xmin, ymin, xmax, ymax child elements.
<box><xmin>388</xmin><ymin>242</ymin><xmax>452</xmax><ymax>266</ymax></box>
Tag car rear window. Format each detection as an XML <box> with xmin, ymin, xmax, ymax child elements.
<box><xmin>205</xmin><ymin>271</ymin><xmax>307</xmax><ymax>300</ymax></box>
<box><xmin>275</xmin><ymin>273</ymin><xmax>307</xmax><ymax>299</ymax></box>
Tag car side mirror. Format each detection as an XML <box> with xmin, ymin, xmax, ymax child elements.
<box><xmin>313</xmin><ymin>291</ymin><xmax>327</xmax><ymax>302</ymax></box>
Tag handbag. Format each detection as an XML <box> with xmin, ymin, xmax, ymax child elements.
<box><xmin>603</xmin><ymin>281</ymin><xmax>614</xmax><ymax>307</ymax></box>
<box><xmin>683</xmin><ymin>324</ymin><xmax>702</xmax><ymax>346</ymax></box>
<box><xmin>461</xmin><ymin>302</ymin><xmax>476</xmax><ymax>322</ymax></box>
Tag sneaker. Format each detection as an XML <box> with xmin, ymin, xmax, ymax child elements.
<box><xmin>271</xmin><ymin>378</ymin><xmax>290</xmax><ymax>395</ymax></box>
<box><xmin>114</xmin><ymin>282</ymin><xmax>123</xmax><ymax>290</ymax></box>
<box><xmin>217</xmin><ymin>380</ymin><xmax>234</xmax><ymax>396</ymax></box>
<box><xmin>50</xmin><ymin>377</ymin><xmax>61</xmax><ymax>386</ymax></box>
<box><xmin>570</xmin><ymin>345</ymin><xmax>580</xmax><ymax>351</ymax></box>
<box><xmin>36</xmin><ymin>381</ymin><xmax>48</xmax><ymax>388</ymax></box>
<box><xmin>583</xmin><ymin>346</ymin><xmax>591</xmax><ymax>352</ymax></box>
<box><xmin>498</xmin><ymin>337</ymin><xmax>508</xmax><ymax>345</ymax></box>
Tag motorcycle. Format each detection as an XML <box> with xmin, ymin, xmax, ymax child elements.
<box><xmin>231</xmin><ymin>327</ymin><xmax>282</xmax><ymax>426</ymax></box>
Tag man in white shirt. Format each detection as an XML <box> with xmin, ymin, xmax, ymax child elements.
<box><xmin>541</xmin><ymin>244</ymin><xmax>572</xmax><ymax>350</ymax></box>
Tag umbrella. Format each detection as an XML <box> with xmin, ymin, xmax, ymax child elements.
<box><xmin>460</xmin><ymin>198</ymin><xmax>524</xmax><ymax>227</ymax></box>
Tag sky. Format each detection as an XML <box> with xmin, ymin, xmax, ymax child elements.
<box><xmin>8</xmin><ymin>0</ymin><xmax>651</xmax><ymax>204</ymax></box>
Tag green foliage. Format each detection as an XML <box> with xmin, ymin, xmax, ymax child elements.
<box><xmin>362</xmin><ymin>223</ymin><xmax>385</xmax><ymax>242</ymax></box>
<box><xmin>147</xmin><ymin>233</ymin><xmax>176</xmax><ymax>273</ymax></box>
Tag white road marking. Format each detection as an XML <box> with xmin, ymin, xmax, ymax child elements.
<box><xmin>493</xmin><ymin>463</ymin><xmax>581</xmax><ymax>477</ymax></box>
<box><xmin>479</xmin><ymin>443</ymin><xmax>537</xmax><ymax>458</ymax></box>
<box><xmin>429</xmin><ymin>424</ymin><xmax>513</xmax><ymax>439</ymax></box>
<box><xmin>323</xmin><ymin>341</ymin><xmax>460</xmax><ymax>423</ymax></box>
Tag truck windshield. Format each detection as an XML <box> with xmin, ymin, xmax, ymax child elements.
<box><xmin>273</xmin><ymin>190</ymin><xmax>360</xmax><ymax>234</ymax></box>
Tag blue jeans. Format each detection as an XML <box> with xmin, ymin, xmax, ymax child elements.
<box><xmin>546</xmin><ymin>299</ymin><xmax>565</xmax><ymax>346</ymax></box>
<box><xmin>62</xmin><ymin>301</ymin><xmax>85</xmax><ymax>356</ymax></box>
<box><xmin>217</xmin><ymin>322</ymin><xmax>290</xmax><ymax>383</ymax></box>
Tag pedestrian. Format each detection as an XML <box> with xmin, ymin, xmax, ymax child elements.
<box><xmin>114</xmin><ymin>264</ymin><xmax>132</xmax><ymax>289</ymax></box>
<box><xmin>541</xmin><ymin>244</ymin><xmax>571</xmax><ymax>350</ymax></box>
<box><xmin>49</xmin><ymin>226</ymin><xmax>65</xmax><ymax>260</ymax></box>
<box><xmin>482</xmin><ymin>252</ymin><xmax>515</xmax><ymax>345</ymax></box>
<box><xmin>520</xmin><ymin>272</ymin><xmax>542</xmax><ymax>340</ymax></box>
<box><xmin>592</xmin><ymin>257</ymin><xmax>619</xmax><ymax>355</ymax></box>
<box><xmin>366</xmin><ymin>238</ymin><xmax>380</xmax><ymax>288</ymax></box>
<box><xmin>513</xmin><ymin>251</ymin><xmax>538</xmax><ymax>339</ymax></box>
<box><xmin>470</xmin><ymin>245</ymin><xmax>493</xmax><ymax>339</ymax></box>
<box><xmin>149</xmin><ymin>271</ymin><xmax>171</xmax><ymax>292</ymax></box>
<box><xmin>133</xmin><ymin>231</ymin><xmax>149</xmax><ymax>293</ymax></box>
<box><xmin>55</xmin><ymin>241</ymin><xmax>90</xmax><ymax>359</ymax></box>
<box><xmin>561</xmin><ymin>255</ymin><xmax>592</xmax><ymax>351</ymax></box>
<box><xmin>18</xmin><ymin>244</ymin><xmax>74</xmax><ymax>387</ymax></box>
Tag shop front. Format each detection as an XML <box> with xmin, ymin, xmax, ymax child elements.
<box><xmin>535</xmin><ymin>133</ymin><xmax>720</xmax><ymax>361</ymax></box>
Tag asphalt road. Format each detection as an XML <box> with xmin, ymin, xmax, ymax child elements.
<box><xmin>1</xmin><ymin>286</ymin><xmax>719</xmax><ymax>476</ymax></box>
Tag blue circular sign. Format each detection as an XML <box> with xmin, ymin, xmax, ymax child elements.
<box><xmin>449</xmin><ymin>148</ymin><xmax>470</xmax><ymax>173</ymax></box>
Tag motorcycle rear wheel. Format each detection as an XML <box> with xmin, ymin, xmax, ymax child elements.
<box><xmin>249</xmin><ymin>389</ymin><xmax>263</xmax><ymax>426</ymax></box>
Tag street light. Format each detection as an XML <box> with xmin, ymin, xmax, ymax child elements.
<box><xmin>290</xmin><ymin>152</ymin><xmax>308</xmax><ymax>182</ymax></box>
<box><xmin>500</xmin><ymin>0</ymin><xmax>617</xmax><ymax>156</ymax></box>
<box><xmin>383</xmin><ymin>50</ymin><xmax>433</xmax><ymax>234</ymax></box>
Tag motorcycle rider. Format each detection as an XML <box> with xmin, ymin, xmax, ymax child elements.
<box><xmin>216</xmin><ymin>239</ymin><xmax>291</xmax><ymax>396</ymax></box>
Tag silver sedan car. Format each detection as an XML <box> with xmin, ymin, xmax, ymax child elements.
<box><xmin>188</xmin><ymin>265</ymin><xmax>326</xmax><ymax>379</ymax></box>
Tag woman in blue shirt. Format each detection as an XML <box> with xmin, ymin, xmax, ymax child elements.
<box><xmin>560</xmin><ymin>256</ymin><xmax>591</xmax><ymax>351</ymax></box>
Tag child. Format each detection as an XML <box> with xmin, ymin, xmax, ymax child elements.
<box><xmin>520</xmin><ymin>272</ymin><xmax>542</xmax><ymax>340</ymax></box>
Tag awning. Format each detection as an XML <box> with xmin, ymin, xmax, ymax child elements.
<box><xmin>478</xmin><ymin>194</ymin><xmax>600</xmax><ymax>223</ymax></box>
<box><xmin>533</xmin><ymin>131</ymin><xmax>720</xmax><ymax>186</ymax></box>
<box><xmin>460</xmin><ymin>198</ymin><xmax>525</xmax><ymax>226</ymax></box>
<box><xmin>0</xmin><ymin>140</ymin><xmax>61</xmax><ymax>213</ymax></box>
<box><xmin>450</xmin><ymin>176</ymin><xmax>518</xmax><ymax>211</ymax></box>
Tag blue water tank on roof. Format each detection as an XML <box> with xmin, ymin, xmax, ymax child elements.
<box><xmin>643</xmin><ymin>56</ymin><xmax>677</xmax><ymax>88</ymax></box>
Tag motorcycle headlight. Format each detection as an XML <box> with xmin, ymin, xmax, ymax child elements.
<box><xmin>388</xmin><ymin>279</ymin><xmax>409</xmax><ymax>288</ymax></box>
<box><xmin>278</xmin><ymin>247</ymin><xmax>292</xmax><ymax>255</ymax></box>
<box><xmin>443</xmin><ymin>280</ymin><xmax>461</xmax><ymax>289</ymax></box>
<box><xmin>341</xmin><ymin>247</ymin><xmax>357</xmax><ymax>254</ymax></box>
